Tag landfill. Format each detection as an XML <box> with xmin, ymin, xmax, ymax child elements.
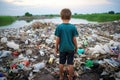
<box><xmin>0</xmin><ymin>20</ymin><xmax>120</xmax><ymax>80</ymax></box>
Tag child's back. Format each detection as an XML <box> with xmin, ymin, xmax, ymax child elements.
<box><xmin>55</xmin><ymin>23</ymin><xmax>78</xmax><ymax>52</ymax></box>
<box><xmin>54</xmin><ymin>8</ymin><xmax>78</xmax><ymax>80</ymax></box>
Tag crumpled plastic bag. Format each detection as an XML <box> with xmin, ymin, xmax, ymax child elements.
<box><xmin>33</xmin><ymin>62</ymin><xmax>45</xmax><ymax>72</ymax></box>
<box><xmin>88</xmin><ymin>45</ymin><xmax>106</xmax><ymax>55</ymax></box>
<box><xmin>0</xmin><ymin>50</ymin><xmax>12</xmax><ymax>58</ymax></box>
<box><xmin>6</xmin><ymin>41</ymin><xmax>19</xmax><ymax>50</ymax></box>
<box><xmin>1</xmin><ymin>37</ymin><xmax>7</xmax><ymax>43</ymax></box>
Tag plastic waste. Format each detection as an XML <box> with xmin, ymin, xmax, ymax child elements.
<box><xmin>103</xmin><ymin>44</ymin><xmax>111</xmax><ymax>53</ymax></box>
<box><xmin>109</xmin><ymin>40</ymin><xmax>115</xmax><ymax>46</ymax></box>
<box><xmin>33</xmin><ymin>62</ymin><xmax>45</xmax><ymax>71</ymax></box>
<box><xmin>93</xmin><ymin>45</ymin><xmax>106</xmax><ymax>54</ymax></box>
<box><xmin>6</xmin><ymin>41</ymin><xmax>19</xmax><ymax>50</ymax></box>
<box><xmin>50</xmin><ymin>54</ymin><xmax>55</xmax><ymax>59</ymax></box>
<box><xmin>12</xmin><ymin>51</ymin><xmax>19</xmax><ymax>56</ymax></box>
<box><xmin>92</xmin><ymin>34</ymin><xmax>98</xmax><ymax>38</ymax></box>
<box><xmin>77</xmin><ymin>48</ymin><xmax>84</xmax><ymax>55</ymax></box>
<box><xmin>118</xmin><ymin>54</ymin><xmax>120</xmax><ymax>61</ymax></box>
<box><xmin>45</xmin><ymin>39</ymin><xmax>52</xmax><ymax>44</ymax></box>
<box><xmin>29</xmin><ymin>72</ymin><xmax>33</xmax><ymax>77</ymax></box>
<box><xmin>18</xmin><ymin>54</ymin><xmax>25</xmax><ymax>59</ymax></box>
<box><xmin>87</xmin><ymin>36</ymin><xmax>95</xmax><ymax>42</ymax></box>
<box><xmin>0</xmin><ymin>50</ymin><xmax>11</xmax><ymax>58</ymax></box>
<box><xmin>26</xmin><ymin>30</ymin><xmax>31</xmax><ymax>34</ymax></box>
<box><xmin>49</xmin><ymin>35</ymin><xmax>55</xmax><ymax>40</ymax></box>
<box><xmin>48</xmin><ymin>54</ymin><xmax>55</xmax><ymax>64</ymax></box>
<box><xmin>83</xmin><ymin>39</ymin><xmax>88</xmax><ymax>47</ymax></box>
<box><xmin>25</xmin><ymin>40</ymin><xmax>29</xmax><ymax>45</ymax></box>
<box><xmin>18</xmin><ymin>63</ymin><xmax>24</xmax><ymax>69</ymax></box>
<box><xmin>1</xmin><ymin>37</ymin><xmax>7</xmax><ymax>43</ymax></box>
<box><xmin>0</xmin><ymin>51</ymin><xmax>2</xmax><ymax>56</ymax></box>
<box><xmin>113</xmin><ymin>33</ymin><xmax>120</xmax><ymax>40</ymax></box>
<box><xmin>85</xmin><ymin>59</ymin><xmax>93</xmax><ymax>67</ymax></box>
<box><xmin>104</xmin><ymin>58</ymin><xmax>119</xmax><ymax>67</ymax></box>
<box><xmin>41</xmin><ymin>34</ymin><xmax>46</xmax><ymax>37</ymax></box>
<box><xmin>0</xmin><ymin>77</ymin><xmax>7</xmax><ymax>80</ymax></box>
<box><xmin>0</xmin><ymin>72</ymin><xmax>4</xmax><ymax>77</ymax></box>
<box><xmin>49</xmin><ymin>57</ymin><xmax>54</xmax><ymax>64</ymax></box>
<box><xmin>26</xmin><ymin>49</ymin><xmax>32</xmax><ymax>55</ymax></box>
<box><xmin>87</xmin><ymin>45</ymin><xmax>106</xmax><ymax>55</ymax></box>
<box><xmin>39</xmin><ymin>50</ymin><xmax>45</xmax><ymax>56</ymax></box>
<box><xmin>10</xmin><ymin>64</ymin><xmax>17</xmax><ymax>69</ymax></box>
<box><xmin>23</xmin><ymin>60</ymin><xmax>30</xmax><ymax>66</ymax></box>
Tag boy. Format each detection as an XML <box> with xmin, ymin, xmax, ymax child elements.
<box><xmin>55</xmin><ymin>8</ymin><xmax>78</xmax><ymax>80</ymax></box>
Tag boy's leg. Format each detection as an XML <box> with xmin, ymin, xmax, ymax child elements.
<box><xmin>59</xmin><ymin>52</ymin><xmax>67</xmax><ymax>80</ymax></box>
<box><xmin>67</xmin><ymin>51</ymin><xmax>74</xmax><ymax>80</ymax></box>
<box><xmin>59</xmin><ymin>64</ymin><xmax>64</xmax><ymax>80</ymax></box>
<box><xmin>67</xmin><ymin>65</ymin><xmax>74</xmax><ymax>80</ymax></box>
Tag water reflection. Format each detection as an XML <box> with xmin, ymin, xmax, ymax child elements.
<box><xmin>25</xmin><ymin>19</ymin><xmax>33</xmax><ymax>23</ymax></box>
<box><xmin>0</xmin><ymin>17</ymin><xmax>97</xmax><ymax>29</ymax></box>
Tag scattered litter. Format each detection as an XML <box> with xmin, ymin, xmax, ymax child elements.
<box><xmin>0</xmin><ymin>20</ymin><xmax>120</xmax><ymax>80</ymax></box>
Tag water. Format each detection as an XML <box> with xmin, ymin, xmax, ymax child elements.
<box><xmin>0</xmin><ymin>17</ymin><xmax>97</xmax><ymax>29</ymax></box>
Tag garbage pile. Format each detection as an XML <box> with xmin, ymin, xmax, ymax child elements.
<box><xmin>0</xmin><ymin>20</ymin><xmax>120</xmax><ymax>80</ymax></box>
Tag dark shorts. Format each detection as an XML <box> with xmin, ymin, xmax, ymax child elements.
<box><xmin>59</xmin><ymin>51</ymin><xmax>74</xmax><ymax>65</ymax></box>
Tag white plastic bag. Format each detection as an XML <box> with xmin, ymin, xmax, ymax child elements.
<box><xmin>6</xmin><ymin>41</ymin><xmax>19</xmax><ymax>50</ymax></box>
<box><xmin>1</xmin><ymin>37</ymin><xmax>7</xmax><ymax>43</ymax></box>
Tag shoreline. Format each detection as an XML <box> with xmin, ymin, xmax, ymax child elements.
<box><xmin>1</xmin><ymin>13</ymin><xmax>120</xmax><ymax>27</ymax></box>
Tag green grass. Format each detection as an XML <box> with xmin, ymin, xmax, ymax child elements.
<box><xmin>0</xmin><ymin>16</ymin><xmax>16</xmax><ymax>26</ymax></box>
<box><xmin>0</xmin><ymin>14</ymin><xmax>120</xmax><ymax>27</ymax></box>
<box><xmin>72</xmin><ymin>13</ymin><xmax>120</xmax><ymax>22</ymax></box>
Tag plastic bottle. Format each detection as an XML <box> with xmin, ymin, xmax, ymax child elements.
<box><xmin>0</xmin><ymin>77</ymin><xmax>7</xmax><ymax>80</ymax></box>
<box><xmin>49</xmin><ymin>57</ymin><xmax>54</xmax><ymax>64</ymax></box>
<box><xmin>0</xmin><ymin>72</ymin><xmax>4</xmax><ymax>77</ymax></box>
<box><xmin>33</xmin><ymin>62</ymin><xmax>45</xmax><ymax>70</ymax></box>
<box><xmin>0</xmin><ymin>72</ymin><xmax>7</xmax><ymax>80</ymax></box>
<box><xmin>39</xmin><ymin>50</ymin><xmax>45</xmax><ymax>56</ymax></box>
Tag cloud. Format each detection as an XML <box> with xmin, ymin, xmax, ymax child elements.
<box><xmin>0</xmin><ymin>0</ymin><xmax>120</xmax><ymax>15</ymax></box>
<box><xmin>4</xmin><ymin>0</ymin><xmax>111</xmax><ymax>8</ymax></box>
<box><xmin>107</xmin><ymin>0</ymin><xmax>120</xmax><ymax>4</ymax></box>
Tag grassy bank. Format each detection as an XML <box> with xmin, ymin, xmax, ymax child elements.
<box><xmin>72</xmin><ymin>13</ymin><xmax>120</xmax><ymax>22</ymax></box>
<box><xmin>1</xmin><ymin>14</ymin><xmax>120</xmax><ymax>27</ymax></box>
<box><xmin>0</xmin><ymin>16</ymin><xmax>16</xmax><ymax>26</ymax></box>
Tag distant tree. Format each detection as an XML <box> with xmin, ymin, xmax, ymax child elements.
<box><xmin>25</xmin><ymin>12</ymin><xmax>32</xmax><ymax>16</ymax></box>
<box><xmin>108</xmin><ymin>11</ymin><xmax>115</xmax><ymax>14</ymax></box>
<box><xmin>17</xmin><ymin>16</ymin><xmax>20</xmax><ymax>18</ymax></box>
<box><xmin>74</xmin><ymin>13</ymin><xmax>78</xmax><ymax>15</ymax></box>
<box><xmin>116</xmin><ymin>12</ymin><xmax>120</xmax><ymax>14</ymax></box>
<box><xmin>49</xmin><ymin>14</ymin><xmax>53</xmax><ymax>17</ymax></box>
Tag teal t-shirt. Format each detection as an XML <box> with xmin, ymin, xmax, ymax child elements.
<box><xmin>55</xmin><ymin>23</ymin><xmax>78</xmax><ymax>52</ymax></box>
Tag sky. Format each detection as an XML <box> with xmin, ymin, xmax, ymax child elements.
<box><xmin>0</xmin><ymin>0</ymin><xmax>120</xmax><ymax>16</ymax></box>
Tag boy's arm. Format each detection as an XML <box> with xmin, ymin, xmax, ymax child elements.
<box><xmin>73</xmin><ymin>37</ymin><xmax>78</xmax><ymax>53</ymax></box>
<box><xmin>55</xmin><ymin>37</ymin><xmax>60</xmax><ymax>53</ymax></box>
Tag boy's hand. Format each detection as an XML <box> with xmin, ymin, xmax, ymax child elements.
<box><xmin>55</xmin><ymin>48</ymin><xmax>59</xmax><ymax>54</ymax></box>
<box><xmin>55</xmin><ymin>37</ymin><xmax>60</xmax><ymax>55</ymax></box>
<box><xmin>75</xmin><ymin>48</ymin><xmax>77</xmax><ymax>54</ymax></box>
